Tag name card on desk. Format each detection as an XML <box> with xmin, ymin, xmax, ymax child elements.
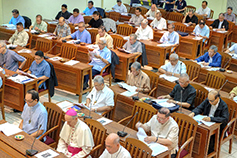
<box><xmin>35</xmin><ymin>149</ymin><xmax>59</xmax><ymax>158</ymax></box>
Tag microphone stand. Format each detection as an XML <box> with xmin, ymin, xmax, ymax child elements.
<box><xmin>177</xmin><ymin>89</ymin><xmax>183</xmax><ymax>113</ymax></box>
<box><xmin>26</xmin><ymin>125</ymin><xmax>42</xmax><ymax>156</ymax></box>
<box><xmin>44</xmin><ymin>43</ymin><xmax>58</xmax><ymax>59</ymax></box>
<box><xmin>132</xmin><ymin>76</ymin><xmax>144</xmax><ymax>101</ymax></box>
<box><xmin>84</xmin><ymin>94</ymin><xmax>93</xmax><ymax>120</ymax></box>
<box><xmin>219</xmin><ymin>57</ymin><xmax>231</xmax><ymax>72</ymax></box>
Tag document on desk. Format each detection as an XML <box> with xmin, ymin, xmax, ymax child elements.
<box><xmin>0</xmin><ymin>122</ymin><xmax>22</xmax><ymax>136</ymax></box>
<box><xmin>38</xmin><ymin>34</ymin><xmax>49</xmax><ymax>37</ymax></box>
<box><xmin>159</xmin><ymin>74</ymin><xmax>179</xmax><ymax>82</ymax></box>
<box><xmin>47</xmin><ymin>21</ymin><xmax>58</xmax><ymax>24</ymax></box>
<box><xmin>97</xmin><ymin>117</ymin><xmax>113</xmax><ymax>126</ymax></box>
<box><xmin>123</xmin><ymin>36</ymin><xmax>130</xmax><ymax>40</ymax></box>
<box><xmin>6</xmin><ymin>44</ymin><xmax>17</xmax><ymax>49</ymax></box>
<box><xmin>35</xmin><ymin>149</ymin><xmax>59</xmax><ymax>158</ymax></box>
<box><xmin>64</xmin><ymin>60</ymin><xmax>79</xmax><ymax>66</ymax></box>
<box><xmin>193</xmin><ymin>36</ymin><xmax>203</xmax><ymax>40</ymax></box>
<box><xmin>118</xmin><ymin>82</ymin><xmax>137</xmax><ymax>92</ymax></box>
<box><xmin>147</xmin><ymin>17</ymin><xmax>154</xmax><ymax>20</ymax></box>
<box><xmin>137</xmin><ymin>127</ymin><xmax>168</xmax><ymax>156</ymax></box>
<box><xmin>152</xmin><ymin>99</ymin><xmax>176</xmax><ymax>107</ymax></box>
<box><xmin>204</xmin><ymin>86</ymin><xmax>214</xmax><ymax>92</ymax></box>
<box><xmin>86</xmin><ymin>44</ymin><xmax>99</xmax><ymax>50</ymax></box>
<box><xmin>49</xmin><ymin>57</ymin><xmax>62</xmax><ymax>61</ymax></box>
<box><xmin>57</xmin><ymin>100</ymin><xmax>74</xmax><ymax>112</ymax></box>
<box><xmin>206</xmin><ymin>67</ymin><xmax>219</xmax><ymax>71</ymax></box>
<box><xmin>233</xmin><ymin>96</ymin><xmax>237</xmax><ymax>103</ymax></box>
<box><xmin>66</xmin><ymin>40</ymin><xmax>80</xmax><ymax>44</ymax></box>
<box><xmin>17</xmin><ymin>49</ymin><xmax>32</xmax><ymax>53</ymax></box>
<box><xmin>120</xmin><ymin>90</ymin><xmax>138</xmax><ymax>97</ymax></box>
<box><xmin>197</xmin><ymin>62</ymin><xmax>211</xmax><ymax>68</ymax></box>
<box><xmin>193</xmin><ymin>115</ymin><xmax>215</xmax><ymax>126</ymax></box>
<box><xmin>8</xmin><ymin>75</ymin><xmax>34</xmax><ymax>84</ymax></box>
<box><xmin>157</xmin><ymin>43</ymin><xmax>173</xmax><ymax>47</ymax></box>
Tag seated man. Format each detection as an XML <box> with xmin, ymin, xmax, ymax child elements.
<box><xmin>225</xmin><ymin>43</ymin><xmax>237</xmax><ymax>54</ymax></box>
<box><xmin>127</xmin><ymin>61</ymin><xmax>150</xmax><ymax>93</ymax></box>
<box><xmin>96</xmin><ymin>26</ymin><xmax>113</xmax><ymax>49</ymax></box>
<box><xmin>182</xmin><ymin>10</ymin><xmax>198</xmax><ymax>25</ymax></box>
<box><xmin>158</xmin><ymin>73</ymin><xmax>196</xmax><ymax>110</ymax></box>
<box><xmin>9</xmin><ymin>9</ymin><xmax>25</xmax><ymax>28</ymax></box>
<box><xmin>8</xmin><ymin>22</ymin><xmax>29</xmax><ymax>47</ymax></box>
<box><xmin>195</xmin><ymin>45</ymin><xmax>222</xmax><ymax>67</ymax></box>
<box><xmin>195</xmin><ymin>0</ymin><xmax>211</xmax><ymax>18</ymax></box>
<box><xmin>68</xmin><ymin>8</ymin><xmax>84</xmax><ymax>26</ymax></box>
<box><xmin>82</xmin><ymin>1</ymin><xmax>97</xmax><ymax>16</ymax></box>
<box><xmin>55</xmin><ymin>4</ymin><xmax>71</xmax><ymax>20</ymax></box>
<box><xmin>61</xmin><ymin>22</ymin><xmax>91</xmax><ymax>44</ymax></box>
<box><xmin>27</xmin><ymin>51</ymin><xmax>51</xmax><ymax>89</ymax></box>
<box><xmin>150</xmin><ymin>12</ymin><xmax>167</xmax><ymax>30</ymax></box>
<box><xmin>145</xmin><ymin>4</ymin><xmax>159</xmax><ymax>18</ymax></box>
<box><xmin>136</xmin><ymin>108</ymin><xmax>179</xmax><ymax>158</ymax></box>
<box><xmin>99</xmin><ymin>133</ymin><xmax>131</xmax><ymax>158</ymax></box>
<box><xmin>189</xmin><ymin>90</ymin><xmax>229</xmax><ymax>153</ymax></box>
<box><xmin>135</xmin><ymin>19</ymin><xmax>153</xmax><ymax>40</ymax></box>
<box><xmin>19</xmin><ymin>90</ymin><xmax>47</xmax><ymax>140</ymax></box>
<box><xmin>84</xmin><ymin>38</ymin><xmax>111</xmax><ymax>88</ymax></box>
<box><xmin>86</xmin><ymin>11</ymin><xmax>103</xmax><ymax>28</ymax></box>
<box><xmin>57</xmin><ymin>109</ymin><xmax>94</xmax><ymax>157</ymax></box>
<box><xmin>129</xmin><ymin>8</ymin><xmax>144</xmax><ymax>26</ymax></box>
<box><xmin>86</xmin><ymin>75</ymin><xmax>114</xmax><ymax>115</ymax></box>
<box><xmin>29</xmin><ymin>14</ymin><xmax>48</xmax><ymax>33</ymax></box>
<box><xmin>174</xmin><ymin>0</ymin><xmax>187</xmax><ymax>13</ymax></box>
<box><xmin>123</xmin><ymin>34</ymin><xmax>142</xmax><ymax>54</ymax></box>
<box><xmin>229</xmin><ymin>86</ymin><xmax>237</xmax><ymax>99</ymax></box>
<box><xmin>224</xmin><ymin>7</ymin><xmax>236</xmax><ymax>23</ymax></box>
<box><xmin>164</xmin><ymin>0</ymin><xmax>175</xmax><ymax>12</ymax></box>
<box><xmin>112</xmin><ymin>0</ymin><xmax>127</xmax><ymax>13</ymax></box>
<box><xmin>210</xmin><ymin>13</ymin><xmax>229</xmax><ymax>31</ymax></box>
<box><xmin>159</xmin><ymin>53</ymin><xmax>186</xmax><ymax>77</ymax></box>
<box><xmin>0</xmin><ymin>40</ymin><xmax>26</xmax><ymax>72</ymax></box>
<box><xmin>53</xmin><ymin>17</ymin><xmax>71</xmax><ymax>37</ymax></box>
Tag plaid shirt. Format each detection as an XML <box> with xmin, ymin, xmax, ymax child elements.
<box><xmin>54</xmin><ymin>23</ymin><xmax>71</xmax><ymax>37</ymax></box>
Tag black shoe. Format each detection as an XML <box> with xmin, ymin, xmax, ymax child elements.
<box><xmin>151</xmin><ymin>68</ymin><xmax>158</xmax><ymax>72</ymax></box>
<box><xmin>83</xmin><ymin>82</ymin><xmax>89</xmax><ymax>90</ymax></box>
<box><xmin>13</xmin><ymin>109</ymin><xmax>20</xmax><ymax>112</ymax></box>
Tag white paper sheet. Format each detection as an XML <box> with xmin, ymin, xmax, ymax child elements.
<box><xmin>120</xmin><ymin>90</ymin><xmax>138</xmax><ymax>97</ymax></box>
<box><xmin>86</xmin><ymin>44</ymin><xmax>99</xmax><ymax>50</ymax></box>
<box><xmin>97</xmin><ymin>117</ymin><xmax>113</xmax><ymax>126</ymax></box>
<box><xmin>0</xmin><ymin>122</ymin><xmax>22</xmax><ymax>136</ymax></box>
<box><xmin>8</xmin><ymin>74</ymin><xmax>34</xmax><ymax>84</ymax></box>
<box><xmin>193</xmin><ymin>114</ymin><xmax>215</xmax><ymax>126</ymax></box>
<box><xmin>38</xmin><ymin>34</ymin><xmax>50</xmax><ymax>37</ymax></box>
<box><xmin>57</xmin><ymin>101</ymin><xmax>74</xmax><ymax>112</ymax></box>
<box><xmin>157</xmin><ymin>43</ymin><xmax>173</xmax><ymax>47</ymax></box>
<box><xmin>118</xmin><ymin>82</ymin><xmax>137</xmax><ymax>92</ymax></box>
<box><xmin>66</xmin><ymin>39</ymin><xmax>80</xmax><ymax>44</ymax></box>
<box><xmin>206</xmin><ymin>68</ymin><xmax>220</xmax><ymax>71</ymax></box>
<box><xmin>6</xmin><ymin>44</ymin><xmax>17</xmax><ymax>49</ymax></box>
<box><xmin>123</xmin><ymin>36</ymin><xmax>130</xmax><ymax>40</ymax></box>
<box><xmin>152</xmin><ymin>99</ymin><xmax>176</xmax><ymax>107</ymax></box>
<box><xmin>17</xmin><ymin>49</ymin><xmax>32</xmax><ymax>53</ymax></box>
<box><xmin>204</xmin><ymin>87</ymin><xmax>214</xmax><ymax>92</ymax></box>
<box><xmin>63</xmin><ymin>60</ymin><xmax>79</xmax><ymax>66</ymax></box>
<box><xmin>49</xmin><ymin>57</ymin><xmax>62</xmax><ymax>61</ymax></box>
<box><xmin>1</xmin><ymin>24</ymin><xmax>16</xmax><ymax>29</ymax></box>
<box><xmin>159</xmin><ymin>74</ymin><xmax>179</xmax><ymax>82</ymax></box>
<box><xmin>147</xmin><ymin>17</ymin><xmax>154</xmax><ymax>20</ymax></box>
<box><xmin>35</xmin><ymin>149</ymin><xmax>59</xmax><ymax>158</ymax></box>
<box><xmin>193</xmin><ymin>36</ymin><xmax>203</xmax><ymax>40</ymax></box>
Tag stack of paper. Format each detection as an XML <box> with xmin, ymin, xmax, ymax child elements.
<box><xmin>159</xmin><ymin>74</ymin><xmax>179</xmax><ymax>82</ymax></box>
<box><xmin>8</xmin><ymin>74</ymin><xmax>34</xmax><ymax>84</ymax></box>
<box><xmin>193</xmin><ymin>36</ymin><xmax>203</xmax><ymax>40</ymax></box>
<box><xmin>0</xmin><ymin>122</ymin><xmax>22</xmax><ymax>136</ymax></box>
<box><xmin>6</xmin><ymin>44</ymin><xmax>17</xmax><ymax>49</ymax></box>
<box><xmin>206</xmin><ymin>67</ymin><xmax>220</xmax><ymax>71</ymax></box>
<box><xmin>57</xmin><ymin>101</ymin><xmax>74</xmax><ymax>112</ymax></box>
<box><xmin>233</xmin><ymin>96</ymin><xmax>237</xmax><ymax>103</ymax></box>
<box><xmin>193</xmin><ymin>115</ymin><xmax>215</xmax><ymax>126</ymax></box>
<box><xmin>157</xmin><ymin>43</ymin><xmax>173</xmax><ymax>47</ymax></box>
<box><xmin>86</xmin><ymin>44</ymin><xmax>99</xmax><ymax>50</ymax></box>
<box><xmin>1</xmin><ymin>24</ymin><xmax>16</xmax><ymax>29</ymax></box>
<box><xmin>152</xmin><ymin>99</ymin><xmax>176</xmax><ymax>107</ymax></box>
<box><xmin>118</xmin><ymin>82</ymin><xmax>138</xmax><ymax>97</ymax></box>
<box><xmin>147</xmin><ymin>17</ymin><xmax>154</xmax><ymax>20</ymax></box>
<box><xmin>66</xmin><ymin>40</ymin><xmax>80</xmax><ymax>44</ymax></box>
<box><xmin>47</xmin><ymin>21</ymin><xmax>58</xmax><ymax>24</ymax></box>
<box><xmin>17</xmin><ymin>49</ymin><xmax>32</xmax><ymax>53</ymax></box>
<box><xmin>204</xmin><ymin>87</ymin><xmax>214</xmax><ymax>92</ymax></box>
<box><xmin>137</xmin><ymin>127</ymin><xmax>168</xmax><ymax>156</ymax></box>
<box><xmin>121</xmin><ymin>13</ymin><xmax>129</xmax><ymax>16</ymax></box>
<box><xmin>38</xmin><ymin>34</ymin><xmax>49</xmax><ymax>37</ymax></box>
<box><xmin>123</xmin><ymin>36</ymin><xmax>130</xmax><ymax>40</ymax></box>
<box><xmin>49</xmin><ymin>57</ymin><xmax>62</xmax><ymax>61</ymax></box>
<box><xmin>64</xmin><ymin>60</ymin><xmax>79</xmax><ymax>66</ymax></box>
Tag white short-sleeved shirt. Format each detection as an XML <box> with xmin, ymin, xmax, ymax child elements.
<box><xmin>99</xmin><ymin>145</ymin><xmax>131</xmax><ymax>158</ymax></box>
<box><xmin>135</xmin><ymin>25</ymin><xmax>154</xmax><ymax>40</ymax></box>
<box><xmin>150</xmin><ymin>17</ymin><xmax>167</xmax><ymax>30</ymax></box>
<box><xmin>160</xmin><ymin>31</ymin><xmax>179</xmax><ymax>45</ymax></box>
<box><xmin>229</xmin><ymin>43</ymin><xmax>237</xmax><ymax>54</ymax></box>
<box><xmin>196</xmin><ymin>7</ymin><xmax>211</xmax><ymax>18</ymax></box>
<box><xmin>160</xmin><ymin>60</ymin><xmax>187</xmax><ymax>74</ymax></box>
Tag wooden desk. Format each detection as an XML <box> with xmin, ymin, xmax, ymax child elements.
<box><xmin>0</xmin><ymin>120</ymin><xmax>66</xmax><ymax>157</ymax></box>
<box><xmin>209</xmin><ymin>31</ymin><xmax>228</xmax><ymax>52</ymax></box>
<box><xmin>0</xmin><ymin>140</ymin><xmax>26</xmax><ymax>158</ymax></box>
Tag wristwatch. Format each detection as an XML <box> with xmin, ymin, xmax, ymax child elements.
<box><xmin>18</xmin><ymin>68</ymin><xmax>22</xmax><ymax>70</ymax></box>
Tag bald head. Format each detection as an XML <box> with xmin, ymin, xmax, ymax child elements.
<box><xmin>58</xmin><ymin>17</ymin><xmax>65</xmax><ymax>26</ymax></box>
<box><xmin>208</xmin><ymin>90</ymin><xmax>220</xmax><ymax>105</ymax></box>
<box><xmin>105</xmin><ymin>133</ymin><xmax>120</xmax><ymax>154</ymax></box>
<box><xmin>151</xmin><ymin>4</ymin><xmax>157</xmax><ymax>11</ymax></box>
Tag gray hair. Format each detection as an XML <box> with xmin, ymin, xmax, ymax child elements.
<box><xmin>99</xmin><ymin>37</ymin><xmax>107</xmax><ymax>44</ymax></box>
<box><xmin>169</xmin><ymin>53</ymin><xmax>179</xmax><ymax>60</ymax></box>
<box><xmin>188</xmin><ymin>10</ymin><xmax>194</xmax><ymax>14</ymax></box>
<box><xmin>130</xmin><ymin>34</ymin><xmax>137</xmax><ymax>40</ymax></box>
<box><xmin>168</xmin><ymin>23</ymin><xmax>175</xmax><ymax>29</ymax></box>
<box><xmin>209</xmin><ymin>45</ymin><xmax>218</xmax><ymax>53</ymax></box>
<box><xmin>158</xmin><ymin>108</ymin><xmax>170</xmax><ymax>117</ymax></box>
<box><xmin>141</xmin><ymin>19</ymin><xmax>148</xmax><ymax>25</ymax></box>
<box><xmin>180</xmin><ymin>73</ymin><xmax>190</xmax><ymax>81</ymax></box>
<box><xmin>0</xmin><ymin>40</ymin><xmax>6</xmax><ymax>48</ymax></box>
<box><xmin>93</xmin><ymin>75</ymin><xmax>104</xmax><ymax>84</ymax></box>
<box><xmin>219</xmin><ymin>13</ymin><xmax>225</xmax><ymax>18</ymax></box>
<box><xmin>131</xmin><ymin>61</ymin><xmax>141</xmax><ymax>71</ymax></box>
<box><xmin>156</xmin><ymin>12</ymin><xmax>162</xmax><ymax>17</ymax></box>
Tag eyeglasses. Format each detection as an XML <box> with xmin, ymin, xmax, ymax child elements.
<box><xmin>35</xmin><ymin>57</ymin><xmax>42</xmax><ymax>60</ymax></box>
<box><xmin>208</xmin><ymin>98</ymin><xmax>216</xmax><ymax>102</ymax></box>
<box><xmin>24</xmin><ymin>99</ymin><xmax>34</xmax><ymax>103</ymax></box>
<box><xmin>157</xmin><ymin>116</ymin><xmax>167</xmax><ymax>121</ymax></box>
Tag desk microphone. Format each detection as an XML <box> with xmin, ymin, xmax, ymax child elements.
<box><xmin>219</xmin><ymin>79</ymin><xmax>228</xmax><ymax>92</ymax></box>
<box><xmin>132</xmin><ymin>76</ymin><xmax>143</xmax><ymax>101</ymax></box>
<box><xmin>84</xmin><ymin>94</ymin><xmax>93</xmax><ymax>120</ymax></box>
<box><xmin>26</xmin><ymin>124</ymin><xmax>42</xmax><ymax>156</ymax></box>
<box><xmin>177</xmin><ymin>89</ymin><xmax>183</xmax><ymax>113</ymax></box>
<box><xmin>219</xmin><ymin>57</ymin><xmax>231</xmax><ymax>72</ymax></box>
<box><xmin>44</xmin><ymin>43</ymin><xmax>58</xmax><ymax>59</ymax></box>
<box><xmin>117</xmin><ymin>112</ymin><xmax>139</xmax><ymax>137</ymax></box>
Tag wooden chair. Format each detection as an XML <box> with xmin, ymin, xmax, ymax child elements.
<box><xmin>159</xmin><ymin>9</ymin><xmax>168</xmax><ymax>19</ymax></box>
<box><xmin>102</xmin><ymin>94</ymin><xmax>117</xmax><ymax>120</ymax></box>
<box><xmin>33</xmin><ymin>38</ymin><xmax>53</xmax><ymax>53</ymax></box>
<box><xmin>202</xmin><ymin>29</ymin><xmax>212</xmax><ymax>56</ymax></box>
<box><xmin>225</xmin><ymin>21</ymin><xmax>235</xmax><ymax>48</ymax></box>
<box><xmin>142</xmin><ymin>69</ymin><xmax>159</xmax><ymax>97</ymax></box>
<box><xmin>129</xmin><ymin>7</ymin><xmax>136</xmax><ymax>14</ymax></box>
<box><xmin>26</xmin><ymin>32</ymin><xmax>32</xmax><ymax>48</ymax></box>
<box><xmin>171</xmin><ymin>34</ymin><xmax>181</xmax><ymax>54</ymax></box>
<box><xmin>190</xmin><ymin>83</ymin><xmax>209</xmax><ymax>108</ymax></box>
<box><xmin>117</xmin><ymin>24</ymin><xmax>133</xmax><ymax>36</ymax></box>
<box><xmin>138</xmin><ymin>7</ymin><xmax>148</xmax><ymax>15</ymax></box>
<box><xmin>56</xmin><ymin>43</ymin><xmax>77</xmax><ymax>60</ymax></box>
<box><xmin>218</xmin><ymin>97</ymin><xmax>237</xmax><ymax>157</ymax></box>
<box><xmin>124</xmin><ymin>3</ymin><xmax>131</xmax><ymax>13</ymax></box>
<box><xmin>20</xmin><ymin>53</ymin><xmax>34</xmax><ymax>72</ymax></box>
<box><xmin>39</xmin><ymin>102</ymin><xmax>63</xmax><ymax>148</ymax></box>
<box><xmin>219</xmin><ymin>52</ymin><xmax>232</xmax><ymax>69</ymax></box>
<box><xmin>88</xmin><ymin>28</ymin><xmax>98</xmax><ymax>44</ymax></box>
<box><xmin>118</xmin><ymin>102</ymin><xmax>157</xmax><ymax>130</ymax></box>
<box><xmin>201</xmin><ymin>71</ymin><xmax>226</xmax><ymax>89</ymax></box>
<box><xmin>210</xmin><ymin>10</ymin><xmax>214</xmax><ymax>19</ymax></box>
<box><xmin>111</xmin><ymin>34</ymin><xmax>124</xmax><ymax>49</ymax></box>
<box><xmin>196</xmin><ymin>14</ymin><xmax>205</xmax><ymax>23</ymax></box>
<box><xmin>44</xmin><ymin>21</ymin><xmax>50</xmax><ymax>33</ymax></box>
<box><xmin>125</xmin><ymin>137</ymin><xmax>152</xmax><ymax>158</ymax></box>
<box><xmin>173</xmin><ymin>22</ymin><xmax>187</xmax><ymax>32</ymax></box>
<box><xmin>84</xmin><ymin>16</ymin><xmax>92</xmax><ymax>24</ymax></box>
<box><xmin>182</xmin><ymin>60</ymin><xmax>201</xmax><ymax>81</ymax></box>
<box><xmin>0</xmin><ymin>72</ymin><xmax>5</xmax><ymax>120</ymax></box>
<box><xmin>98</xmin><ymin>63</ymin><xmax>112</xmax><ymax>86</ymax></box>
<box><xmin>186</xmin><ymin>5</ymin><xmax>196</xmax><ymax>13</ymax></box>
<box><xmin>84</xmin><ymin>119</ymin><xmax>107</xmax><ymax>157</ymax></box>
<box><xmin>172</xmin><ymin>112</ymin><xmax>198</xmax><ymax>158</ymax></box>
<box><xmin>69</xmin><ymin>24</ymin><xmax>75</xmax><ymax>33</ymax></box>
<box><xmin>167</xmin><ymin>12</ymin><xmax>184</xmax><ymax>22</ymax></box>
<box><xmin>109</xmin><ymin>12</ymin><xmax>121</xmax><ymax>21</ymax></box>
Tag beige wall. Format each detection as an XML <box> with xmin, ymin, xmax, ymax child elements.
<box><xmin>0</xmin><ymin>0</ymin><xmax>3</xmax><ymax>24</ymax></box>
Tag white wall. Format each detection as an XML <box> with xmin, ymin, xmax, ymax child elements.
<box><xmin>0</xmin><ymin>0</ymin><xmax>3</xmax><ymax>24</ymax></box>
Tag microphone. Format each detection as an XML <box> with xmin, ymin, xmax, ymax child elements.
<box><xmin>219</xmin><ymin>79</ymin><xmax>228</xmax><ymax>92</ymax></box>
<box><xmin>117</xmin><ymin>112</ymin><xmax>139</xmax><ymax>137</ymax></box>
<box><xmin>219</xmin><ymin>57</ymin><xmax>231</xmax><ymax>72</ymax></box>
<box><xmin>44</xmin><ymin>43</ymin><xmax>58</xmax><ymax>59</ymax></box>
<box><xmin>26</xmin><ymin>124</ymin><xmax>42</xmax><ymax>156</ymax></box>
<box><xmin>177</xmin><ymin>89</ymin><xmax>183</xmax><ymax>113</ymax></box>
<box><xmin>180</xmin><ymin>62</ymin><xmax>182</xmax><ymax>75</ymax></box>
<box><xmin>84</xmin><ymin>94</ymin><xmax>93</xmax><ymax>120</ymax></box>
<box><xmin>132</xmin><ymin>76</ymin><xmax>144</xmax><ymax>101</ymax></box>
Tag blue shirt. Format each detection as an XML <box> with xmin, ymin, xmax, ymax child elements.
<box><xmin>165</xmin><ymin>0</ymin><xmax>175</xmax><ymax>11</ymax></box>
<box><xmin>0</xmin><ymin>49</ymin><xmax>26</xmax><ymax>72</ymax></box>
<box><xmin>229</xmin><ymin>43</ymin><xmax>237</xmax><ymax>54</ymax></box>
<box><xmin>175</xmin><ymin>0</ymin><xmax>187</xmax><ymax>10</ymax></box>
<box><xmin>9</xmin><ymin>15</ymin><xmax>25</xmax><ymax>28</ymax></box>
<box><xmin>160</xmin><ymin>31</ymin><xmax>180</xmax><ymax>45</ymax></box>
<box><xmin>29</xmin><ymin>60</ymin><xmax>51</xmax><ymax>89</ymax></box>
<box><xmin>21</xmin><ymin>102</ymin><xmax>48</xmax><ymax>139</ymax></box>
<box><xmin>89</xmin><ymin>47</ymin><xmax>111</xmax><ymax>72</ymax></box>
<box><xmin>83</xmin><ymin>7</ymin><xmax>97</xmax><ymax>16</ymax></box>
<box><xmin>193</xmin><ymin>25</ymin><xmax>210</xmax><ymax>43</ymax></box>
<box><xmin>195</xmin><ymin>52</ymin><xmax>222</xmax><ymax>67</ymax></box>
<box><xmin>71</xmin><ymin>29</ymin><xmax>92</xmax><ymax>44</ymax></box>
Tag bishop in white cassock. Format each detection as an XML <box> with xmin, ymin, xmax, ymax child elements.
<box><xmin>57</xmin><ymin>109</ymin><xmax>94</xmax><ymax>158</ymax></box>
